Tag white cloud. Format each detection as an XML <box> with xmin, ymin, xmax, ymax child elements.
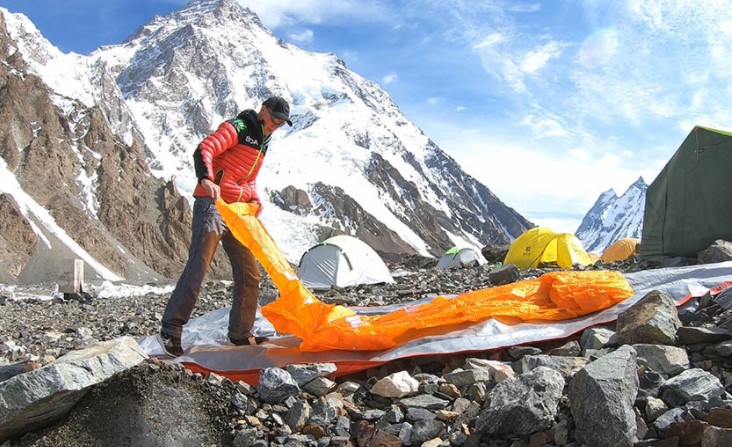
<box><xmin>382</xmin><ymin>73</ymin><xmax>398</xmax><ymax>84</ymax></box>
<box><xmin>472</xmin><ymin>32</ymin><xmax>530</xmax><ymax>93</ymax></box>
<box><xmin>520</xmin><ymin>114</ymin><xmax>568</xmax><ymax>138</ymax></box>
<box><xmin>520</xmin><ymin>41</ymin><xmax>563</xmax><ymax>74</ymax></box>
<box><xmin>287</xmin><ymin>29</ymin><xmax>314</xmax><ymax>44</ymax></box>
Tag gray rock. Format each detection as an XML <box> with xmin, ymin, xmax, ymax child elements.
<box><xmin>285</xmin><ymin>363</ymin><xmax>337</xmax><ymax>386</ymax></box>
<box><xmin>697</xmin><ymin>240</ymin><xmax>732</xmax><ymax>264</ymax></box>
<box><xmin>443</xmin><ymin>368</ymin><xmax>490</xmax><ymax>387</ymax></box>
<box><xmin>677</xmin><ymin>326</ymin><xmax>732</xmax><ymax>344</ymax></box>
<box><xmin>399</xmin><ymin>394</ymin><xmax>449</xmax><ymax>410</ymax></box>
<box><xmin>580</xmin><ymin>327</ymin><xmax>615</xmax><ymax>353</ymax></box>
<box><xmin>409</xmin><ymin>419</ymin><xmax>445</xmax><ymax>444</ymax></box>
<box><xmin>0</xmin><ymin>361</ymin><xmax>41</xmax><ymax>383</ymax></box>
<box><xmin>285</xmin><ymin>400</ymin><xmax>311</xmax><ymax>431</ymax></box>
<box><xmin>488</xmin><ymin>264</ymin><xmax>521</xmax><ymax>285</ymax></box>
<box><xmin>660</xmin><ymin>368</ymin><xmax>725</xmax><ymax>406</ymax></box>
<box><xmin>644</xmin><ymin>396</ymin><xmax>668</xmax><ymax>422</ymax></box>
<box><xmin>302</xmin><ymin>376</ymin><xmax>336</xmax><ymax>397</ymax></box>
<box><xmin>233</xmin><ymin>428</ymin><xmax>259</xmax><ymax>447</ymax></box>
<box><xmin>309</xmin><ymin>398</ymin><xmax>338</xmax><ymax>425</ymax></box>
<box><xmin>652</xmin><ymin>407</ymin><xmax>691</xmax><ymax>435</ymax></box>
<box><xmin>476</xmin><ymin>366</ymin><xmax>564</xmax><ymax>436</ymax></box>
<box><xmin>616</xmin><ymin>290</ymin><xmax>681</xmax><ymax>345</ymax></box>
<box><xmin>714</xmin><ymin>287</ymin><xmax>732</xmax><ymax>311</ymax></box>
<box><xmin>406</xmin><ymin>407</ymin><xmax>436</xmax><ymax>422</ymax></box>
<box><xmin>633</xmin><ymin>343</ymin><xmax>690</xmax><ymax>375</ymax></box>
<box><xmin>569</xmin><ymin>345</ymin><xmax>639</xmax><ymax>447</ymax></box>
<box><xmin>384</xmin><ymin>405</ymin><xmax>404</xmax><ymax>423</ymax></box>
<box><xmin>521</xmin><ymin>354</ymin><xmax>590</xmax><ymax>380</ymax></box>
<box><xmin>547</xmin><ymin>340</ymin><xmax>582</xmax><ymax>356</ymax></box>
<box><xmin>0</xmin><ymin>336</ymin><xmax>147</xmax><ymax>443</ymax></box>
<box><xmin>256</xmin><ymin>367</ymin><xmax>300</xmax><ymax>403</ymax></box>
<box><xmin>481</xmin><ymin>244</ymin><xmax>509</xmax><ymax>263</ymax></box>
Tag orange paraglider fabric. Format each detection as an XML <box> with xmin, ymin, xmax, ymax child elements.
<box><xmin>216</xmin><ymin>200</ymin><xmax>634</xmax><ymax>352</ymax></box>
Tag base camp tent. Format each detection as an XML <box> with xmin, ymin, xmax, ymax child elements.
<box><xmin>503</xmin><ymin>227</ymin><xmax>593</xmax><ymax>269</ymax></box>
<box><xmin>297</xmin><ymin>235</ymin><xmax>394</xmax><ymax>290</ymax></box>
<box><xmin>601</xmin><ymin>238</ymin><xmax>640</xmax><ymax>263</ymax></box>
<box><xmin>436</xmin><ymin>247</ymin><xmax>484</xmax><ymax>269</ymax></box>
<box><xmin>640</xmin><ymin>126</ymin><xmax>732</xmax><ymax>258</ymax></box>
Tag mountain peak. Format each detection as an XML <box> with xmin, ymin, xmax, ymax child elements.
<box><xmin>576</xmin><ymin>179</ymin><xmax>647</xmax><ymax>253</ymax></box>
<box><xmin>121</xmin><ymin>0</ymin><xmax>266</xmax><ymax>49</ymax></box>
<box><xmin>179</xmin><ymin>0</ymin><xmax>257</xmax><ymax>20</ymax></box>
<box><xmin>630</xmin><ymin>176</ymin><xmax>647</xmax><ymax>188</ymax></box>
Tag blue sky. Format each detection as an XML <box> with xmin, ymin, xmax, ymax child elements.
<box><xmin>3</xmin><ymin>0</ymin><xmax>732</xmax><ymax>233</ymax></box>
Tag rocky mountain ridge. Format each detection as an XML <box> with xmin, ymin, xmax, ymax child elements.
<box><xmin>576</xmin><ymin>177</ymin><xmax>647</xmax><ymax>253</ymax></box>
<box><xmin>0</xmin><ymin>13</ymin><xmax>213</xmax><ymax>285</ymax></box>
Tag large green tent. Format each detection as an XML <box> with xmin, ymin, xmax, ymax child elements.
<box><xmin>639</xmin><ymin>126</ymin><xmax>732</xmax><ymax>258</ymax></box>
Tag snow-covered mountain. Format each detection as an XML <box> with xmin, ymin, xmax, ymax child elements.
<box><xmin>0</xmin><ymin>0</ymin><xmax>532</xmax><ymax>285</ymax></box>
<box><xmin>575</xmin><ymin>177</ymin><xmax>647</xmax><ymax>253</ymax></box>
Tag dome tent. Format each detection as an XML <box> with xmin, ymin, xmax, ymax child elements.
<box><xmin>503</xmin><ymin>227</ymin><xmax>593</xmax><ymax>269</ymax></box>
<box><xmin>297</xmin><ymin>235</ymin><xmax>394</xmax><ymax>290</ymax></box>
<box><xmin>436</xmin><ymin>246</ymin><xmax>484</xmax><ymax>269</ymax></box>
<box><xmin>601</xmin><ymin>238</ymin><xmax>640</xmax><ymax>263</ymax></box>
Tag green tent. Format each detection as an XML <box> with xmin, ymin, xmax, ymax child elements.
<box><xmin>436</xmin><ymin>246</ymin><xmax>483</xmax><ymax>269</ymax></box>
<box><xmin>639</xmin><ymin>126</ymin><xmax>732</xmax><ymax>258</ymax></box>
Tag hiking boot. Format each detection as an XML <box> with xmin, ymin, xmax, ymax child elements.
<box><xmin>229</xmin><ymin>335</ymin><xmax>270</xmax><ymax>346</ymax></box>
<box><xmin>156</xmin><ymin>331</ymin><xmax>184</xmax><ymax>357</ymax></box>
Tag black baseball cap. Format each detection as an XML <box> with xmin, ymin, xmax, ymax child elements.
<box><xmin>263</xmin><ymin>96</ymin><xmax>292</xmax><ymax>126</ymax></box>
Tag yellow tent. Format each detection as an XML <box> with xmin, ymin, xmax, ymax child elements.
<box><xmin>601</xmin><ymin>238</ymin><xmax>640</xmax><ymax>263</ymax></box>
<box><xmin>503</xmin><ymin>227</ymin><xmax>593</xmax><ymax>269</ymax></box>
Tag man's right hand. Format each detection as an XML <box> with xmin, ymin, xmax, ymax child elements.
<box><xmin>200</xmin><ymin>178</ymin><xmax>221</xmax><ymax>202</ymax></box>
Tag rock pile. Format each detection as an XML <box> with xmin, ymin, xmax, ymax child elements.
<box><xmin>2</xmin><ymin>253</ymin><xmax>732</xmax><ymax>446</ymax></box>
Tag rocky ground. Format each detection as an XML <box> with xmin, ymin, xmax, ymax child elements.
<box><xmin>2</xmin><ymin>254</ymin><xmax>732</xmax><ymax>446</ymax></box>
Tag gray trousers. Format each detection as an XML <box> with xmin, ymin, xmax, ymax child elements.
<box><xmin>162</xmin><ymin>197</ymin><xmax>260</xmax><ymax>342</ymax></box>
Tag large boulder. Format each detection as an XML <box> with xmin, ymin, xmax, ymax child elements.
<box><xmin>0</xmin><ymin>336</ymin><xmax>147</xmax><ymax>442</ymax></box>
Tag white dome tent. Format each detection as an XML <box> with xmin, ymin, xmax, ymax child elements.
<box><xmin>297</xmin><ymin>235</ymin><xmax>394</xmax><ymax>290</ymax></box>
<box><xmin>436</xmin><ymin>246</ymin><xmax>485</xmax><ymax>269</ymax></box>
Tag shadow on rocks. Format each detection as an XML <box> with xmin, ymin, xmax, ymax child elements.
<box><xmin>11</xmin><ymin>361</ymin><xmax>236</xmax><ymax>447</ymax></box>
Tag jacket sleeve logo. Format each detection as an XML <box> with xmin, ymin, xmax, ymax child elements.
<box><xmin>232</xmin><ymin>119</ymin><xmax>246</xmax><ymax>132</ymax></box>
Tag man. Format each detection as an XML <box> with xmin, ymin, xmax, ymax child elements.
<box><xmin>157</xmin><ymin>96</ymin><xmax>292</xmax><ymax>357</ymax></box>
